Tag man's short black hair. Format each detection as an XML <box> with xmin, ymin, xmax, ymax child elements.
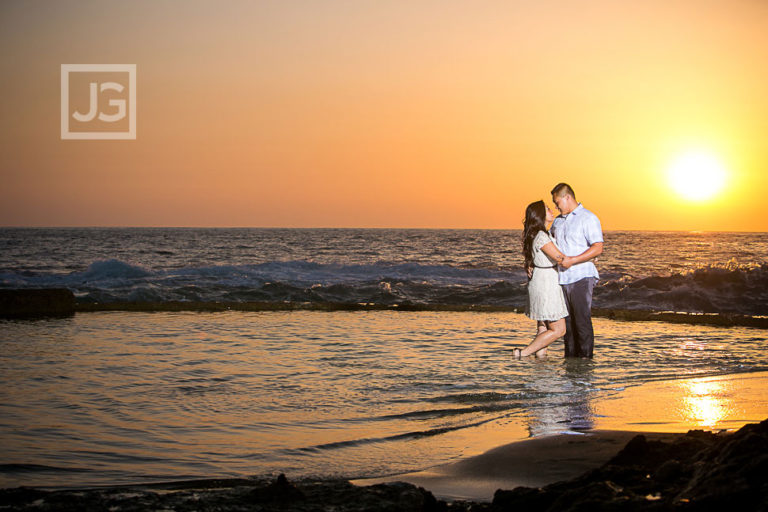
<box><xmin>551</xmin><ymin>183</ymin><xmax>576</xmax><ymax>200</ymax></box>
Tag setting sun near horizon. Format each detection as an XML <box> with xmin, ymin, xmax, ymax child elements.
<box><xmin>667</xmin><ymin>149</ymin><xmax>728</xmax><ymax>202</ymax></box>
<box><xmin>1</xmin><ymin>0</ymin><xmax>767</xmax><ymax>232</ymax></box>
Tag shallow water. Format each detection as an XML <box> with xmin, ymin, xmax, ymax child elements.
<box><xmin>1</xmin><ymin>310</ymin><xmax>766</xmax><ymax>488</ymax></box>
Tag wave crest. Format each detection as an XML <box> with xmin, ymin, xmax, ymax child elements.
<box><xmin>2</xmin><ymin>258</ymin><xmax>766</xmax><ymax>316</ymax></box>
<box><xmin>597</xmin><ymin>261</ymin><xmax>768</xmax><ymax>316</ymax></box>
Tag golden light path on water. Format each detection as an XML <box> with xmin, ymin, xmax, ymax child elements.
<box><xmin>680</xmin><ymin>379</ymin><xmax>730</xmax><ymax>429</ymax></box>
<box><xmin>595</xmin><ymin>372</ymin><xmax>766</xmax><ymax>433</ymax></box>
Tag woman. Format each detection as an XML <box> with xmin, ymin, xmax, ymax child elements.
<box><xmin>514</xmin><ymin>200</ymin><xmax>572</xmax><ymax>358</ymax></box>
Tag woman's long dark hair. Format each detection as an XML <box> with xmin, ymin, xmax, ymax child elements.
<box><xmin>522</xmin><ymin>200</ymin><xmax>547</xmax><ymax>272</ymax></box>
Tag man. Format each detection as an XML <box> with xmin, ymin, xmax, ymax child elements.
<box><xmin>549</xmin><ymin>183</ymin><xmax>603</xmax><ymax>358</ymax></box>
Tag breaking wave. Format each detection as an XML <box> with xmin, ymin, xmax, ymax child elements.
<box><xmin>2</xmin><ymin>258</ymin><xmax>767</xmax><ymax>316</ymax></box>
<box><xmin>597</xmin><ymin>261</ymin><xmax>768</xmax><ymax>316</ymax></box>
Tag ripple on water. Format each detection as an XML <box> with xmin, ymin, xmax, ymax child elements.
<box><xmin>0</xmin><ymin>310</ymin><xmax>766</xmax><ymax>488</ymax></box>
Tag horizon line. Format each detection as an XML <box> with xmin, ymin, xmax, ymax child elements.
<box><xmin>1</xmin><ymin>226</ymin><xmax>766</xmax><ymax>234</ymax></box>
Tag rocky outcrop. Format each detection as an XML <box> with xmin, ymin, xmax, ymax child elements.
<box><xmin>492</xmin><ymin>419</ymin><xmax>768</xmax><ymax>511</ymax></box>
<box><xmin>0</xmin><ymin>476</ymin><xmax>448</xmax><ymax>512</ymax></box>
<box><xmin>0</xmin><ymin>289</ymin><xmax>75</xmax><ymax>317</ymax></box>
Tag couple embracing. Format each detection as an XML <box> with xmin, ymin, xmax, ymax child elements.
<box><xmin>513</xmin><ymin>183</ymin><xmax>604</xmax><ymax>359</ymax></box>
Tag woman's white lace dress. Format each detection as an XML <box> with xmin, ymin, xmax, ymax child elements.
<box><xmin>526</xmin><ymin>230</ymin><xmax>569</xmax><ymax>321</ymax></box>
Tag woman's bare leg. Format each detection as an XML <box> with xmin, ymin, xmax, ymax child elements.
<box><xmin>519</xmin><ymin>319</ymin><xmax>566</xmax><ymax>357</ymax></box>
<box><xmin>535</xmin><ymin>322</ymin><xmax>548</xmax><ymax>357</ymax></box>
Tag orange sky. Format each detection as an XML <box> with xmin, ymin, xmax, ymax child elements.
<box><xmin>1</xmin><ymin>0</ymin><xmax>766</xmax><ymax>230</ymax></box>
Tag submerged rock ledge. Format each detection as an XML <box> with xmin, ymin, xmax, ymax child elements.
<box><xmin>0</xmin><ymin>289</ymin><xmax>75</xmax><ymax>317</ymax></box>
<box><xmin>76</xmin><ymin>301</ymin><xmax>768</xmax><ymax>328</ymax></box>
<box><xmin>2</xmin><ymin>419</ymin><xmax>767</xmax><ymax>511</ymax></box>
<box><xmin>1</xmin><ymin>288</ymin><xmax>765</xmax><ymax>327</ymax></box>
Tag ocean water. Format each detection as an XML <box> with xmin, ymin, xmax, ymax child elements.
<box><xmin>0</xmin><ymin>228</ymin><xmax>767</xmax><ymax>489</ymax></box>
<box><xmin>1</xmin><ymin>228</ymin><xmax>767</xmax><ymax>315</ymax></box>
<box><xmin>1</xmin><ymin>311</ymin><xmax>766</xmax><ymax>489</ymax></box>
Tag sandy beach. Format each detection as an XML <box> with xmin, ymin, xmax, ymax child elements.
<box><xmin>354</xmin><ymin>430</ymin><xmax>684</xmax><ymax>502</ymax></box>
<box><xmin>353</xmin><ymin>370</ymin><xmax>768</xmax><ymax>501</ymax></box>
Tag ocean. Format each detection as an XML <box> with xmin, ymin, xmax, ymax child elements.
<box><xmin>1</xmin><ymin>228</ymin><xmax>767</xmax><ymax>488</ymax></box>
<box><xmin>1</xmin><ymin>228</ymin><xmax>767</xmax><ymax>314</ymax></box>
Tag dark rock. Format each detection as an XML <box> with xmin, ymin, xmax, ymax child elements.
<box><xmin>606</xmin><ymin>434</ymin><xmax>673</xmax><ymax>468</ymax></box>
<box><xmin>0</xmin><ymin>478</ymin><xmax>452</xmax><ymax>512</ymax></box>
<box><xmin>493</xmin><ymin>486</ymin><xmax>554</xmax><ymax>511</ymax></box>
<box><xmin>654</xmin><ymin>459</ymin><xmax>685</xmax><ymax>481</ymax></box>
<box><xmin>250</xmin><ymin>473</ymin><xmax>305</xmax><ymax>504</ymax></box>
<box><xmin>0</xmin><ymin>487</ymin><xmax>48</xmax><ymax>507</ymax></box>
<box><xmin>674</xmin><ymin>423</ymin><xmax>768</xmax><ymax>510</ymax></box>
<box><xmin>0</xmin><ymin>289</ymin><xmax>75</xmax><ymax>317</ymax></box>
<box><xmin>607</xmin><ymin>434</ymin><xmax>649</xmax><ymax>464</ymax></box>
<box><xmin>309</xmin><ymin>480</ymin><xmax>446</xmax><ymax>512</ymax></box>
<box><xmin>491</xmin><ymin>419</ymin><xmax>768</xmax><ymax>512</ymax></box>
<box><xmin>546</xmin><ymin>480</ymin><xmax>635</xmax><ymax>512</ymax></box>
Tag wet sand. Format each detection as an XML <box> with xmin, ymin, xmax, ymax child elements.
<box><xmin>355</xmin><ymin>430</ymin><xmax>683</xmax><ymax>501</ymax></box>
<box><xmin>354</xmin><ymin>371</ymin><xmax>768</xmax><ymax>502</ymax></box>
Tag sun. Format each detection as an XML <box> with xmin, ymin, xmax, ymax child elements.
<box><xmin>667</xmin><ymin>150</ymin><xmax>728</xmax><ymax>201</ymax></box>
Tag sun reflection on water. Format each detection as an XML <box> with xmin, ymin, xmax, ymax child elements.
<box><xmin>678</xmin><ymin>378</ymin><xmax>731</xmax><ymax>428</ymax></box>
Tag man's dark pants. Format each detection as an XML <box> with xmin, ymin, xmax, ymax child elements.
<box><xmin>562</xmin><ymin>277</ymin><xmax>597</xmax><ymax>358</ymax></box>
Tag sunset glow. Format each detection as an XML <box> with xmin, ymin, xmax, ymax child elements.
<box><xmin>1</xmin><ymin>1</ymin><xmax>767</xmax><ymax>230</ymax></box>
